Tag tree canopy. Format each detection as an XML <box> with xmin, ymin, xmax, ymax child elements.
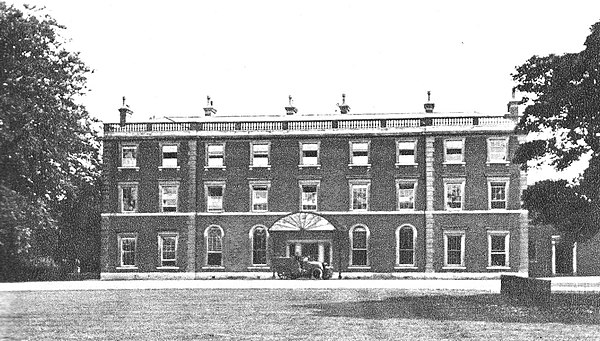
<box><xmin>513</xmin><ymin>21</ymin><xmax>600</xmax><ymax>241</ymax></box>
<box><xmin>0</xmin><ymin>3</ymin><xmax>100</xmax><ymax>278</ymax></box>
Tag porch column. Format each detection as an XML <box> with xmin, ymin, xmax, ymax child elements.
<box><xmin>318</xmin><ymin>242</ymin><xmax>325</xmax><ymax>263</ymax></box>
<box><xmin>551</xmin><ymin>236</ymin><xmax>558</xmax><ymax>275</ymax></box>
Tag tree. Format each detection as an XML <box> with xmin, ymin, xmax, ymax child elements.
<box><xmin>0</xmin><ymin>3</ymin><xmax>99</xmax><ymax>279</ymax></box>
<box><xmin>512</xmin><ymin>21</ymin><xmax>600</xmax><ymax>242</ymax></box>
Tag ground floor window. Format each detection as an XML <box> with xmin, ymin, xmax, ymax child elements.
<box><xmin>444</xmin><ymin>231</ymin><xmax>465</xmax><ymax>268</ymax></box>
<box><xmin>397</xmin><ymin>225</ymin><xmax>416</xmax><ymax>266</ymax></box>
<box><xmin>350</xmin><ymin>225</ymin><xmax>369</xmax><ymax>266</ymax></box>
<box><xmin>488</xmin><ymin>231</ymin><xmax>509</xmax><ymax>268</ymax></box>
<box><xmin>118</xmin><ymin>234</ymin><xmax>137</xmax><ymax>268</ymax></box>
<box><xmin>158</xmin><ymin>233</ymin><xmax>178</xmax><ymax>267</ymax></box>
<box><xmin>251</xmin><ymin>226</ymin><xmax>267</xmax><ymax>265</ymax></box>
<box><xmin>206</xmin><ymin>226</ymin><xmax>223</xmax><ymax>266</ymax></box>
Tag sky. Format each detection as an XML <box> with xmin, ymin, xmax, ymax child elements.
<box><xmin>7</xmin><ymin>0</ymin><xmax>600</xmax><ymax>182</ymax></box>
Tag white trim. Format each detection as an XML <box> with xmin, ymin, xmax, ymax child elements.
<box><xmin>487</xmin><ymin>178</ymin><xmax>509</xmax><ymax>211</ymax></box>
<box><xmin>160</xmin><ymin>142</ymin><xmax>179</xmax><ymax>168</ymax></box>
<box><xmin>443</xmin><ymin>230</ymin><xmax>465</xmax><ymax>268</ymax></box>
<box><xmin>204</xmin><ymin>181</ymin><xmax>226</xmax><ymax>213</ymax></box>
<box><xmin>249</xmin><ymin>181</ymin><xmax>271</xmax><ymax>213</ymax></box>
<box><xmin>118</xmin><ymin>182</ymin><xmax>138</xmax><ymax>213</ymax></box>
<box><xmin>443</xmin><ymin>179</ymin><xmax>465</xmax><ymax>211</ymax></box>
<box><xmin>120</xmin><ymin>143</ymin><xmax>138</xmax><ymax>168</ymax></box>
<box><xmin>299</xmin><ymin>141</ymin><xmax>321</xmax><ymax>167</ymax></box>
<box><xmin>159</xmin><ymin>182</ymin><xmax>179</xmax><ymax>213</ymax></box>
<box><xmin>118</xmin><ymin>233</ymin><xmax>138</xmax><ymax>268</ymax></box>
<box><xmin>395</xmin><ymin>139</ymin><xmax>417</xmax><ymax>165</ymax></box>
<box><xmin>487</xmin><ymin>137</ymin><xmax>509</xmax><ymax>164</ymax></box>
<box><xmin>250</xmin><ymin>141</ymin><xmax>271</xmax><ymax>168</ymax></box>
<box><xmin>206</xmin><ymin>142</ymin><xmax>225</xmax><ymax>168</ymax></box>
<box><xmin>396</xmin><ymin>224</ymin><xmax>417</xmax><ymax>267</ymax></box>
<box><xmin>249</xmin><ymin>225</ymin><xmax>269</xmax><ymax>266</ymax></box>
<box><xmin>205</xmin><ymin>225</ymin><xmax>224</xmax><ymax>267</ymax></box>
<box><xmin>396</xmin><ymin>179</ymin><xmax>417</xmax><ymax>211</ymax></box>
<box><xmin>443</xmin><ymin>138</ymin><xmax>465</xmax><ymax>163</ymax></box>
<box><xmin>349</xmin><ymin>179</ymin><xmax>371</xmax><ymax>211</ymax></box>
<box><xmin>158</xmin><ymin>232</ymin><xmax>179</xmax><ymax>268</ymax></box>
<box><xmin>101</xmin><ymin>210</ymin><xmax>526</xmax><ymax>217</ymax></box>
<box><xmin>299</xmin><ymin>180</ymin><xmax>320</xmax><ymax>212</ymax></box>
<box><xmin>349</xmin><ymin>140</ymin><xmax>370</xmax><ymax>167</ymax></box>
<box><xmin>349</xmin><ymin>224</ymin><xmax>370</xmax><ymax>267</ymax></box>
<box><xmin>117</xmin><ymin>166</ymin><xmax>140</xmax><ymax>171</ymax></box>
<box><xmin>487</xmin><ymin>230</ymin><xmax>510</xmax><ymax>268</ymax></box>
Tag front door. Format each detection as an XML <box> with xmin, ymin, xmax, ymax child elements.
<box><xmin>287</xmin><ymin>241</ymin><xmax>332</xmax><ymax>263</ymax></box>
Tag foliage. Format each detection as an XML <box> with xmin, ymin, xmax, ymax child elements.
<box><xmin>513</xmin><ymin>21</ymin><xmax>600</xmax><ymax>241</ymax></box>
<box><xmin>0</xmin><ymin>2</ymin><xmax>99</xmax><ymax>279</ymax></box>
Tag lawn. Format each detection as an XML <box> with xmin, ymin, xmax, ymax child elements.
<box><xmin>2</xmin><ymin>288</ymin><xmax>600</xmax><ymax>340</ymax></box>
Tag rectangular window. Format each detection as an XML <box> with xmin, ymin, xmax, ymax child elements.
<box><xmin>350</xmin><ymin>182</ymin><xmax>370</xmax><ymax>211</ymax></box>
<box><xmin>251</xmin><ymin>142</ymin><xmax>270</xmax><ymax>167</ymax></box>
<box><xmin>351</xmin><ymin>227</ymin><xmax>368</xmax><ymax>266</ymax></box>
<box><xmin>489</xmin><ymin>180</ymin><xmax>508</xmax><ymax>210</ymax></box>
<box><xmin>397</xmin><ymin>181</ymin><xmax>416</xmax><ymax>210</ymax></box>
<box><xmin>300</xmin><ymin>182</ymin><xmax>319</xmax><ymax>211</ymax></box>
<box><xmin>159</xmin><ymin>234</ymin><xmax>178</xmax><ymax>267</ymax></box>
<box><xmin>350</xmin><ymin>141</ymin><xmax>370</xmax><ymax>166</ymax></box>
<box><xmin>445</xmin><ymin>181</ymin><xmax>464</xmax><ymax>210</ymax></box>
<box><xmin>444</xmin><ymin>232</ymin><xmax>465</xmax><ymax>267</ymax></box>
<box><xmin>300</xmin><ymin>142</ymin><xmax>319</xmax><ymax>166</ymax></box>
<box><xmin>207</xmin><ymin>143</ymin><xmax>224</xmax><ymax>168</ymax></box>
<box><xmin>121</xmin><ymin>145</ymin><xmax>137</xmax><ymax>168</ymax></box>
<box><xmin>489</xmin><ymin>232</ymin><xmax>509</xmax><ymax>267</ymax></box>
<box><xmin>444</xmin><ymin>139</ymin><xmax>464</xmax><ymax>163</ymax></box>
<box><xmin>119</xmin><ymin>183</ymin><xmax>138</xmax><ymax>213</ymax></box>
<box><xmin>488</xmin><ymin>138</ymin><xmax>508</xmax><ymax>163</ymax></box>
<box><xmin>396</xmin><ymin>140</ymin><xmax>416</xmax><ymax>165</ymax></box>
<box><xmin>205</xmin><ymin>183</ymin><xmax>225</xmax><ymax>212</ymax></box>
<box><xmin>160</xmin><ymin>184</ymin><xmax>178</xmax><ymax>212</ymax></box>
<box><xmin>161</xmin><ymin>145</ymin><xmax>178</xmax><ymax>168</ymax></box>
<box><xmin>250</xmin><ymin>183</ymin><xmax>269</xmax><ymax>212</ymax></box>
<box><xmin>119</xmin><ymin>235</ymin><xmax>137</xmax><ymax>267</ymax></box>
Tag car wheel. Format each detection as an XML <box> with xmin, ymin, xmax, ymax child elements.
<box><xmin>312</xmin><ymin>268</ymin><xmax>323</xmax><ymax>279</ymax></box>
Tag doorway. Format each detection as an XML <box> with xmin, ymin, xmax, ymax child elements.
<box><xmin>286</xmin><ymin>241</ymin><xmax>332</xmax><ymax>264</ymax></box>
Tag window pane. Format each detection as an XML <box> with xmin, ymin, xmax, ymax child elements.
<box><xmin>207</xmin><ymin>253</ymin><xmax>222</xmax><ymax>266</ymax></box>
<box><xmin>353</xmin><ymin>228</ymin><xmax>367</xmax><ymax>249</ymax></box>
<box><xmin>121</xmin><ymin>238</ymin><xmax>136</xmax><ymax>266</ymax></box>
<box><xmin>446</xmin><ymin>235</ymin><xmax>462</xmax><ymax>265</ymax></box>
<box><xmin>122</xmin><ymin>186</ymin><xmax>137</xmax><ymax>212</ymax></box>
<box><xmin>301</xmin><ymin>185</ymin><xmax>317</xmax><ymax>210</ymax></box>
<box><xmin>446</xmin><ymin>184</ymin><xmax>463</xmax><ymax>209</ymax></box>
<box><xmin>491</xmin><ymin>254</ymin><xmax>506</xmax><ymax>266</ymax></box>
<box><xmin>208</xmin><ymin>144</ymin><xmax>223</xmax><ymax>153</ymax></box>
<box><xmin>252</xmin><ymin>227</ymin><xmax>267</xmax><ymax>265</ymax></box>
<box><xmin>352</xmin><ymin>185</ymin><xmax>368</xmax><ymax>210</ymax></box>
<box><xmin>252</xmin><ymin>186</ymin><xmax>268</xmax><ymax>211</ymax></box>
<box><xmin>122</xmin><ymin>147</ymin><xmax>137</xmax><ymax>167</ymax></box>
<box><xmin>489</xmin><ymin>139</ymin><xmax>507</xmax><ymax>162</ymax></box>
<box><xmin>491</xmin><ymin>235</ymin><xmax>505</xmax><ymax>252</ymax></box>
<box><xmin>398</xmin><ymin>183</ymin><xmax>415</xmax><ymax>209</ymax></box>
<box><xmin>208</xmin><ymin>228</ymin><xmax>222</xmax><ymax>251</ymax></box>
<box><xmin>398</xmin><ymin>250</ymin><xmax>413</xmax><ymax>265</ymax></box>
<box><xmin>207</xmin><ymin>187</ymin><xmax>224</xmax><ymax>211</ymax></box>
<box><xmin>352</xmin><ymin>250</ymin><xmax>367</xmax><ymax>266</ymax></box>
<box><xmin>399</xmin><ymin>228</ymin><xmax>413</xmax><ymax>249</ymax></box>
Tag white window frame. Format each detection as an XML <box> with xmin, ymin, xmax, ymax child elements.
<box><xmin>205</xmin><ymin>143</ymin><xmax>225</xmax><ymax>169</ymax></box>
<box><xmin>396</xmin><ymin>224</ymin><xmax>417</xmax><ymax>268</ymax></box>
<box><xmin>158</xmin><ymin>233</ymin><xmax>178</xmax><ymax>269</ymax></box>
<box><xmin>488</xmin><ymin>178</ymin><xmax>509</xmax><ymax>210</ymax></box>
<box><xmin>299</xmin><ymin>141</ymin><xmax>321</xmax><ymax>168</ymax></box>
<box><xmin>120</xmin><ymin>143</ymin><xmax>139</xmax><ymax>169</ymax></box>
<box><xmin>118</xmin><ymin>233</ymin><xmax>137</xmax><ymax>269</ymax></box>
<box><xmin>444</xmin><ymin>179</ymin><xmax>465</xmax><ymax>211</ymax></box>
<box><xmin>443</xmin><ymin>230</ymin><xmax>466</xmax><ymax>269</ymax></box>
<box><xmin>349</xmin><ymin>140</ymin><xmax>371</xmax><ymax>168</ymax></box>
<box><xmin>487</xmin><ymin>137</ymin><xmax>509</xmax><ymax>164</ymax></box>
<box><xmin>349</xmin><ymin>180</ymin><xmax>371</xmax><ymax>211</ymax></box>
<box><xmin>205</xmin><ymin>225</ymin><xmax>224</xmax><ymax>268</ymax></box>
<box><xmin>249</xmin><ymin>225</ymin><xmax>269</xmax><ymax>267</ymax></box>
<box><xmin>250</xmin><ymin>142</ymin><xmax>270</xmax><ymax>169</ymax></box>
<box><xmin>396</xmin><ymin>139</ymin><xmax>417</xmax><ymax>166</ymax></box>
<box><xmin>444</xmin><ymin>138</ymin><xmax>465</xmax><ymax>164</ymax></box>
<box><xmin>488</xmin><ymin>231</ymin><xmax>510</xmax><ymax>269</ymax></box>
<box><xmin>299</xmin><ymin>180</ymin><xmax>320</xmax><ymax>211</ymax></box>
<box><xmin>205</xmin><ymin>181</ymin><xmax>226</xmax><ymax>212</ymax></box>
<box><xmin>160</xmin><ymin>143</ymin><xmax>179</xmax><ymax>169</ymax></box>
<box><xmin>159</xmin><ymin>182</ymin><xmax>179</xmax><ymax>213</ymax></box>
<box><xmin>249</xmin><ymin>181</ymin><xmax>270</xmax><ymax>212</ymax></box>
<box><xmin>396</xmin><ymin>180</ymin><xmax>417</xmax><ymax>211</ymax></box>
<box><xmin>349</xmin><ymin>224</ymin><xmax>370</xmax><ymax>268</ymax></box>
<box><xmin>118</xmin><ymin>182</ymin><xmax>138</xmax><ymax>213</ymax></box>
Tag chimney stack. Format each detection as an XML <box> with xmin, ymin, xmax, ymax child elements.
<box><xmin>285</xmin><ymin>95</ymin><xmax>298</xmax><ymax>115</ymax></box>
<box><xmin>423</xmin><ymin>91</ymin><xmax>435</xmax><ymax>113</ymax></box>
<box><xmin>506</xmin><ymin>88</ymin><xmax>521</xmax><ymax>121</ymax></box>
<box><xmin>203</xmin><ymin>96</ymin><xmax>217</xmax><ymax>116</ymax></box>
<box><xmin>337</xmin><ymin>93</ymin><xmax>350</xmax><ymax>114</ymax></box>
<box><xmin>119</xmin><ymin>96</ymin><xmax>132</xmax><ymax>126</ymax></box>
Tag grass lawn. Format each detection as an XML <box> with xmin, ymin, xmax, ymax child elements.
<box><xmin>2</xmin><ymin>288</ymin><xmax>600</xmax><ymax>340</ymax></box>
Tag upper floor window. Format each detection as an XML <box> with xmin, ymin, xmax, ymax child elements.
<box><xmin>349</xmin><ymin>180</ymin><xmax>370</xmax><ymax>211</ymax></box>
<box><xmin>251</xmin><ymin>142</ymin><xmax>270</xmax><ymax>168</ymax></box>
<box><xmin>158</xmin><ymin>233</ymin><xmax>178</xmax><ymax>268</ymax></box>
<box><xmin>300</xmin><ymin>142</ymin><xmax>320</xmax><ymax>166</ymax></box>
<box><xmin>396</xmin><ymin>140</ymin><xmax>417</xmax><ymax>165</ymax></box>
<box><xmin>205</xmin><ymin>182</ymin><xmax>225</xmax><ymax>212</ymax></box>
<box><xmin>250</xmin><ymin>182</ymin><xmax>270</xmax><ymax>212</ymax></box>
<box><xmin>161</xmin><ymin>144</ymin><xmax>178</xmax><ymax>168</ymax></box>
<box><xmin>350</xmin><ymin>225</ymin><xmax>369</xmax><ymax>267</ymax></box>
<box><xmin>159</xmin><ymin>183</ymin><xmax>178</xmax><ymax>212</ymax></box>
<box><xmin>299</xmin><ymin>181</ymin><xmax>319</xmax><ymax>211</ymax></box>
<box><xmin>121</xmin><ymin>144</ymin><xmax>138</xmax><ymax>168</ymax></box>
<box><xmin>119</xmin><ymin>182</ymin><xmax>138</xmax><ymax>213</ymax></box>
<box><xmin>350</xmin><ymin>141</ymin><xmax>370</xmax><ymax>166</ymax></box>
<box><xmin>397</xmin><ymin>180</ymin><xmax>416</xmax><ymax>210</ymax></box>
<box><xmin>489</xmin><ymin>180</ymin><xmax>508</xmax><ymax>210</ymax></box>
<box><xmin>444</xmin><ymin>180</ymin><xmax>464</xmax><ymax>210</ymax></box>
<box><xmin>118</xmin><ymin>234</ymin><xmax>137</xmax><ymax>268</ymax></box>
<box><xmin>488</xmin><ymin>231</ymin><xmax>510</xmax><ymax>268</ymax></box>
<box><xmin>444</xmin><ymin>230</ymin><xmax>465</xmax><ymax>268</ymax></box>
<box><xmin>206</xmin><ymin>143</ymin><xmax>224</xmax><ymax>168</ymax></box>
<box><xmin>444</xmin><ymin>139</ymin><xmax>464</xmax><ymax>163</ymax></box>
<box><xmin>487</xmin><ymin>138</ymin><xmax>508</xmax><ymax>163</ymax></box>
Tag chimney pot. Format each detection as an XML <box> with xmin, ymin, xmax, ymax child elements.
<box><xmin>337</xmin><ymin>93</ymin><xmax>350</xmax><ymax>114</ymax></box>
<box><xmin>285</xmin><ymin>95</ymin><xmax>297</xmax><ymax>115</ymax></box>
<box><xmin>424</xmin><ymin>91</ymin><xmax>435</xmax><ymax>113</ymax></box>
<box><xmin>204</xmin><ymin>96</ymin><xmax>217</xmax><ymax>116</ymax></box>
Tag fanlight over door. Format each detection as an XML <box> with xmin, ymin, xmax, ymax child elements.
<box><xmin>270</xmin><ymin>212</ymin><xmax>336</xmax><ymax>232</ymax></box>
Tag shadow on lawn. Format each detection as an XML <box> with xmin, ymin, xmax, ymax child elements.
<box><xmin>301</xmin><ymin>294</ymin><xmax>600</xmax><ymax>324</ymax></box>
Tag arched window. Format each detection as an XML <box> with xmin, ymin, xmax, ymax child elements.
<box><xmin>350</xmin><ymin>225</ymin><xmax>369</xmax><ymax>266</ymax></box>
<box><xmin>250</xmin><ymin>225</ymin><xmax>268</xmax><ymax>266</ymax></box>
<box><xmin>206</xmin><ymin>226</ymin><xmax>223</xmax><ymax>266</ymax></box>
<box><xmin>397</xmin><ymin>225</ymin><xmax>416</xmax><ymax>266</ymax></box>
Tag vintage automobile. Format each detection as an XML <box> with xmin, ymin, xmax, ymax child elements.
<box><xmin>272</xmin><ymin>256</ymin><xmax>333</xmax><ymax>280</ymax></box>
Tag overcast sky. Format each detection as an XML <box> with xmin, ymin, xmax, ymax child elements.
<box><xmin>8</xmin><ymin>0</ymin><xmax>600</xmax><ymax>181</ymax></box>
